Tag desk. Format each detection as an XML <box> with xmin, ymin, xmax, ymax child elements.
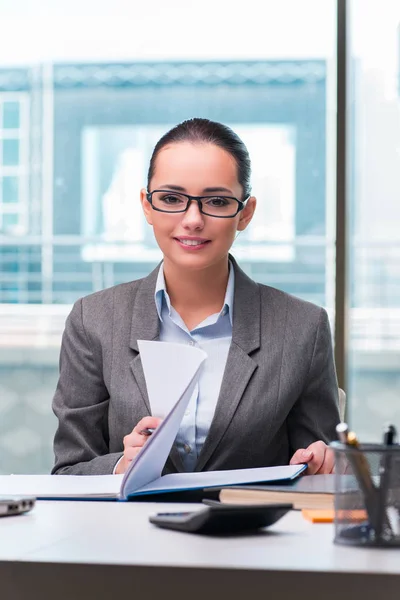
<box><xmin>0</xmin><ymin>501</ymin><xmax>399</xmax><ymax>600</ymax></box>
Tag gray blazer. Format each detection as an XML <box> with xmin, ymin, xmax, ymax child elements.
<box><xmin>52</xmin><ymin>257</ymin><xmax>340</xmax><ymax>475</ymax></box>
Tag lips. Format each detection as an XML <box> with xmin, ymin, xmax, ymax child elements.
<box><xmin>176</xmin><ymin>238</ymin><xmax>209</xmax><ymax>246</ymax></box>
<box><xmin>174</xmin><ymin>237</ymin><xmax>211</xmax><ymax>249</ymax></box>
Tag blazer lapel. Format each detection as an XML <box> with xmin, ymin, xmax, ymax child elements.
<box><xmin>195</xmin><ymin>257</ymin><xmax>261</xmax><ymax>472</ymax></box>
<box><xmin>129</xmin><ymin>264</ymin><xmax>160</xmax><ymax>414</ymax></box>
<box><xmin>128</xmin><ymin>263</ymin><xmax>185</xmax><ymax>473</ymax></box>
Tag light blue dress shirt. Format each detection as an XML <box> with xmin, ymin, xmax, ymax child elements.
<box><xmin>155</xmin><ymin>262</ymin><xmax>234</xmax><ymax>471</ymax></box>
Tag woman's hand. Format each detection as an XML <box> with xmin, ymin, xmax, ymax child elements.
<box><xmin>289</xmin><ymin>440</ymin><xmax>335</xmax><ymax>475</ymax></box>
<box><xmin>115</xmin><ymin>416</ymin><xmax>162</xmax><ymax>475</ymax></box>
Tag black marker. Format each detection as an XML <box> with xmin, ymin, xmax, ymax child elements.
<box><xmin>383</xmin><ymin>424</ymin><xmax>397</xmax><ymax>446</ymax></box>
<box><xmin>376</xmin><ymin>424</ymin><xmax>397</xmax><ymax>540</ymax></box>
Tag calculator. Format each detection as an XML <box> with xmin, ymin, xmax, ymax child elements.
<box><xmin>149</xmin><ymin>501</ymin><xmax>292</xmax><ymax>534</ymax></box>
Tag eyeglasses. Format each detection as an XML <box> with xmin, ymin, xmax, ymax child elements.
<box><xmin>146</xmin><ymin>190</ymin><xmax>247</xmax><ymax>218</ymax></box>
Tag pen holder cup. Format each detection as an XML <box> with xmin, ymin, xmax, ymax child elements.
<box><xmin>330</xmin><ymin>442</ymin><xmax>400</xmax><ymax>547</ymax></box>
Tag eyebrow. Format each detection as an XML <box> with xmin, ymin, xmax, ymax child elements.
<box><xmin>158</xmin><ymin>184</ymin><xmax>234</xmax><ymax>195</ymax></box>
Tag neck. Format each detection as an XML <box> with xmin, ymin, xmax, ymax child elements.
<box><xmin>163</xmin><ymin>256</ymin><xmax>230</xmax><ymax>316</ymax></box>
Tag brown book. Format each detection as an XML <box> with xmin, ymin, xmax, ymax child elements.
<box><xmin>219</xmin><ymin>474</ymin><xmax>339</xmax><ymax>510</ymax></box>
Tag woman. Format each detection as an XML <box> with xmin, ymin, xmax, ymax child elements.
<box><xmin>52</xmin><ymin>118</ymin><xmax>339</xmax><ymax>477</ymax></box>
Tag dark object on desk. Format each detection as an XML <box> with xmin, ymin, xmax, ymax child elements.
<box><xmin>149</xmin><ymin>502</ymin><xmax>292</xmax><ymax>535</ymax></box>
<box><xmin>383</xmin><ymin>424</ymin><xmax>397</xmax><ymax>446</ymax></box>
<box><xmin>0</xmin><ymin>496</ymin><xmax>36</xmax><ymax>517</ymax></box>
<box><xmin>375</xmin><ymin>424</ymin><xmax>398</xmax><ymax>541</ymax></box>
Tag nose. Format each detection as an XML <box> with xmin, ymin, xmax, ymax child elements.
<box><xmin>180</xmin><ymin>199</ymin><xmax>205</xmax><ymax>230</ymax></box>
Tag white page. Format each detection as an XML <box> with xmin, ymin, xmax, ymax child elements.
<box><xmin>142</xmin><ymin>338</ymin><xmax>202</xmax><ymax>419</ymax></box>
<box><xmin>131</xmin><ymin>465</ymin><xmax>307</xmax><ymax>495</ymax></box>
<box><xmin>120</xmin><ymin>341</ymin><xmax>207</xmax><ymax>499</ymax></box>
<box><xmin>0</xmin><ymin>474</ymin><xmax>123</xmax><ymax>499</ymax></box>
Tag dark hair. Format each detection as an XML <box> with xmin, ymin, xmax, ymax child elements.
<box><xmin>147</xmin><ymin>118</ymin><xmax>252</xmax><ymax>199</ymax></box>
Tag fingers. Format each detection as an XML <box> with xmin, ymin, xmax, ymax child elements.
<box><xmin>114</xmin><ymin>446</ymin><xmax>142</xmax><ymax>474</ymax></box>
<box><xmin>116</xmin><ymin>417</ymin><xmax>163</xmax><ymax>474</ymax></box>
<box><xmin>315</xmin><ymin>446</ymin><xmax>335</xmax><ymax>474</ymax></box>
<box><xmin>134</xmin><ymin>416</ymin><xmax>163</xmax><ymax>433</ymax></box>
<box><xmin>123</xmin><ymin>446</ymin><xmax>142</xmax><ymax>462</ymax></box>
<box><xmin>290</xmin><ymin>441</ymin><xmax>335</xmax><ymax>475</ymax></box>
<box><xmin>123</xmin><ymin>416</ymin><xmax>162</xmax><ymax>449</ymax></box>
<box><xmin>302</xmin><ymin>441</ymin><xmax>325</xmax><ymax>475</ymax></box>
<box><xmin>123</xmin><ymin>431</ymin><xmax>146</xmax><ymax>451</ymax></box>
<box><xmin>307</xmin><ymin>441</ymin><xmax>334</xmax><ymax>474</ymax></box>
<box><xmin>290</xmin><ymin>448</ymin><xmax>314</xmax><ymax>466</ymax></box>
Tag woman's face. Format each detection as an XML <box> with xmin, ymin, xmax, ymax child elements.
<box><xmin>141</xmin><ymin>142</ymin><xmax>256</xmax><ymax>272</ymax></box>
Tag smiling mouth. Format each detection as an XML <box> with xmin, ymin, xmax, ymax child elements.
<box><xmin>175</xmin><ymin>238</ymin><xmax>211</xmax><ymax>247</ymax></box>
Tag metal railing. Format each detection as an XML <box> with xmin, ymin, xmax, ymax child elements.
<box><xmin>0</xmin><ymin>234</ymin><xmax>334</xmax><ymax>305</ymax></box>
<box><xmin>1</xmin><ymin>236</ymin><xmax>400</xmax><ymax>361</ymax></box>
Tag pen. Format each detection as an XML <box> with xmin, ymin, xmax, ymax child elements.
<box><xmin>139</xmin><ymin>427</ymin><xmax>155</xmax><ymax>436</ymax></box>
<box><xmin>345</xmin><ymin>430</ymin><xmax>379</xmax><ymax>533</ymax></box>
<box><xmin>335</xmin><ymin>423</ymin><xmax>350</xmax><ymax>473</ymax></box>
<box><xmin>336</xmin><ymin>422</ymin><xmax>349</xmax><ymax>444</ymax></box>
<box><xmin>346</xmin><ymin>430</ymin><xmax>376</xmax><ymax>498</ymax></box>
<box><xmin>375</xmin><ymin>424</ymin><xmax>397</xmax><ymax>541</ymax></box>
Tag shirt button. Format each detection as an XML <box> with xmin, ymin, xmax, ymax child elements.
<box><xmin>183</xmin><ymin>443</ymin><xmax>192</xmax><ymax>454</ymax></box>
<box><xmin>189</xmin><ymin>340</ymin><xmax>196</xmax><ymax>346</ymax></box>
<box><xmin>185</xmin><ymin>410</ymin><xmax>190</xmax><ymax>416</ymax></box>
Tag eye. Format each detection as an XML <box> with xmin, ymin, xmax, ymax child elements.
<box><xmin>160</xmin><ymin>194</ymin><xmax>185</xmax><ymax>205</ymax></box>
<box><xmin>204</xmin><ymin>197</ymin><xmax>231</xmax><ymax>208</ymax></box>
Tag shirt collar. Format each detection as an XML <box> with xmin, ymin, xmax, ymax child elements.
<box><xmin>154</xmin><ymin>261</ymin><xmax>234</xmax><ymax>325</ymax></box>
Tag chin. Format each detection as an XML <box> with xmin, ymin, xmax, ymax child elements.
<box><xmin>165</xmin><ymin>247</ymin><xmax>229</xmax><ymax>272</ymax></box>
<box><xmin>172</xmin><ymin>255</ymin><xmax>211</xmax><ymax>270</ymax></box>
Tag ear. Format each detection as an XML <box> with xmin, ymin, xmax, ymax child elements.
<box><xmin>237</xmin><ymin>196</ymin><xmax>256</xmax><ymax>231</ymax></box>
<box><xmin>141</xmin><ymin>188</ymin><xmax>153</xmax><ymax>225</ymax></box>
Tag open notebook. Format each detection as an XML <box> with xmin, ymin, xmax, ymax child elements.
<box><xmin>0</xmin><ymin>341</ymin><xmax>306</xmax><ymax>500</ymax></box>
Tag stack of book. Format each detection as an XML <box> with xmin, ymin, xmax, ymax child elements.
<box><xmin>217</xmin><ymin>474</ymin><xmax>337</xmax><ymax>510</ymax></box>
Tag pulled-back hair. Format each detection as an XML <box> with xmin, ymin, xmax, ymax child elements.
<box><xmin>147</xmin><ymin>118</ymin><xmax>252</xmax><ymax>200</ymax></box>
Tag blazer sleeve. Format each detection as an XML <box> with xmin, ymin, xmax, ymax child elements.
<box><xmin>286</xmin><ymin>307</ymin><xmax>340</xmax><ymax>453</ymax></box>
<box><xmin>52</xmin><ymin>299</ymin><xmax>122</xmax><ymax>475</ymax></box>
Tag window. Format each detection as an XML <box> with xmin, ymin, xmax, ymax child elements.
<box><xmin>0</xmin><ymin>94</ymin><xmax>29</xmax><ymax>235</ymax></box>
<box><xmin>3</xmin><ymin>100</ymin><xmax>20</xmax><ymax>129</ymax></box>
<box><xmin>0</xmin><ymin>0</ymin><xmax>336</xmax><ymax>474</ymax></box>
<box><xmin>348</xmin><ymin>0</ymin><xmax>400</xmax><ymax>441</ymax></box>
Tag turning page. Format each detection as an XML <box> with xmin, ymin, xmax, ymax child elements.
<box><xmin>120</xmin><ymin>340</ymin><xmax>207</xmax><ymax>499</ymax></box>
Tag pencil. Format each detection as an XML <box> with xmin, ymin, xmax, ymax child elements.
<box><xmin>346</xmin><ymin>431</ymin><xmax>379</xmax><ymax>532</ymax></box>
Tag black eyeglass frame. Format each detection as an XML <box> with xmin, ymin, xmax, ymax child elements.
<box><xmin>146</xmin><ymin>190</ymin><xmax>249</xmax><ymax>218</ymax></box>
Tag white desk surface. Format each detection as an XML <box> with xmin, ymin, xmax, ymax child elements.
<box><xmin>1</xmin><ymin>501</ymin><xmax>400</xmax><ymax>600</ymax></box>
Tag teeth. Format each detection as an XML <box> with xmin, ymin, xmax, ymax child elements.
<box><xmin>178</xmin><ymin>239</ymin><xmax>205</xmax><ymax>246</ymax></box>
